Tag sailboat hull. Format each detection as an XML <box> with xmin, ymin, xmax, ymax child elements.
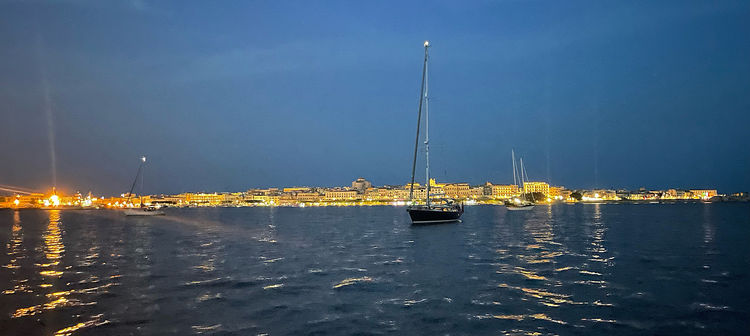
<box><xmin>124</xmin><ymin>209</ymin><xmax>165</xmax><ymax>216</ymax></box>
<box><xmin>504</xmin><ymin>199</ymin><xmax>535</xmax><ymax>211</ymax></box>
<box><xmin>505</xmin><ymin>205</ymin><xmax>535</xmax><ymax>211</ymax></box>
<box><xmin>407</xmin><ymin>206</ymin><xmax>463</xmax><ymax>224</ymax></box>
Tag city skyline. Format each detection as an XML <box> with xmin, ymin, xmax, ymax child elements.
<box><xmin>0</xmin><ymin>175</ymin><xmax>729</xmax><ymax>201</ymax></box>
<box><xmin>2</xmin><ymin>1</ymin><xmax>749</xmax><ymax>195</ymax></box>
<box><xmin>1</xmin><ymin>175</ymin><xmax>732</xmax><ymax>210</ymax></box>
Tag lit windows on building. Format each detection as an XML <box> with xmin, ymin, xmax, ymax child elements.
<box><xmin>523</xmin><ymin>182</ymin><xmax>550</xmax><ymax>195</ymax></box>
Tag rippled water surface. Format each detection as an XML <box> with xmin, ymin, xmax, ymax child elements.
<box><xmin>1</xmin><ymin>204</ymin><xmax>749</xmax><ymax>335</ymax></box>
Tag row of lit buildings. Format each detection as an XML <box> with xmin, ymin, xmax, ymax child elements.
<box><xmin>578</xmin><ymin>188</ymin><xmax>720</xmax><ymax>202</ymax></box>
<box><xmin>0</xmin><ymin>177</ymin><xmax>731</xmax><ymax>209</ymax></box>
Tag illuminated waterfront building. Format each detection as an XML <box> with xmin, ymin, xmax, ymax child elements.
<box><xmin>674</xmin><ymin>190</ymin><xmax>693</xmax><ymax>199</ymax></box>
<box><xmin>245</xmin><ymin>188</ymin><xmax>282</xmax><ymax>204</ymax></box>
<box><xmin>523</xmin><ymin>181</ymin><xmax>550</xmax><ymax>195</ymax></box>
<box><xmin>429</xmin><ymin>178</ymin><xmax>444</xmax><ymax>188</ymax></box>
<box><xmin>408</xmin><ymin>188</ymin><xmax>428</xmax><ymax>201</ymax></box>
<box><xmin>179</xmin><ymin>192</ymin><xmax>239</xmax><ymax>206</ymax></box>
<box><xmin>548</xmin><ymin>186</ymin><xmax>564</xmax><ymax>198</ymax></box>
<box><xmin>582</xmin><ymin>189</ymin><xmax>619</xmax><ymax>201</ymax></box>
<box><xmin>247</xmin><ymin>188</ymin><xmax>281</xmax><ymax>196</ymax></box>
<box><xmin>559</xmin><ymin>189</ymin><xmax>573</xmax><ymax>201</ymax></box>
<box><xmin>545</xmin><ymin>186</ymin><xmax>567</xmax><ymax>201</ymax></box>
<box><xmin>283</xmin><ymin>187</ymin><xmax>312</xmax><ymax>193</ymax></box>
<box><xmin>6</xmin><ymin>193</ymin><xmax>46</xmax><ymax>208</ymax></box>
<box><xmin>295</xmin><ymin>192</ymin><xmax>322</xmax><ymax>202</ymax></box>
<box><xmin>395</xmin><ymin>186</ymin><xmax>427</xmax><ymax>201</ymax></box>
<box><xmin>689</xmin><ymin>189</ymin><xmax>718</xmax><ymax>199</ymax></box>
<box><xmin>364</xmin><ymin>187</ymin><xmax>391</xmax><ymax>201</ymax></box>
<box><xmin>279</xmin><ymin>192</ymin><xmax>297</xmax><ymax>205</ymax></box>
<box><xmin>324</xmin><ymin>189</ymin><xmax>359</xmax><ymax>201</ymax></box>
<box><xmin>468</xmin><ymin>187</ymin><xmax>484</xmax><ymax>199</ymax></box>
<box><xmin>443</xmin><ymin>183</ymin><xmax>470</xmax><ymax>199</ymax></box>
<box><xmin>351</xmin><ymin>178</ymin><xmax>372</xmax><ymax>193</ymax></box>
<box><xmin>621</xmin><ymin>191</ymin><xmax>658</xmax><ymax>200</ymax></box>
<box><xmin>483</xmin><ymin>183</ymin><xmax>520</xmax><ymax>199</ymax></box>
<box><xmin>363</xmin><ymin>186</ymin><xmax>433</xmax><ymax>201</ymax></box>
<box><xmin>244</xmin><ymin>194</ymin><xmax>272</xmax><ymax>204</ymax></box>
<box><xmin>404</xmin><ymin>182</ymin><xmax>421</xmax><ymax>190</ymax></box>
<box><xmin>661</xmin><ymin>189</ymin><xmax>678</xmax><ymax>199</ymax></box>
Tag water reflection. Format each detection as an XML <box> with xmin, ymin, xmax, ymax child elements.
<box><xmin>512</xmin><ymin>209</ymin><xmax>571</xmax><ymax>304</ymax></box>
<box><xmin>702</xmin><ymin>205</ymin><xmax>715</xmax><ymax>247</ymax></box>
<box><xmin>40</xmin><ymin>210</ymin><xmax>64</xmax><ymax>277</ymax></box>
<box><xmin>258</xmin><ymin>206</ymin><xmax>278</xmax><ymax>243</ymax></box>
<box><xmin>580</xmin><ymin>204</ymin><xmax>613</xmax><ymax>282</ymax></box>
<box><xmin>7</xmin><ymin>211</ymin><xmax>112</xmax><ymax>334</ymax></box>
<box><xmin>489</xmin><ymin>207</ymin><xmax>574</xmax><ymax>329</ymax></box>
<box><xmin>257</xmin><ymin>207</ymin><xmax>284</xmax><ymax>290</ymax></box>
<box><xmin>486</xmin><ymin>205</ymin><xmax>616</xmax><ymax>330</ymax></box>
<box><xmin>3</xmin><ymin>211</ymin><xmax>27</xmax><ymax>295</ymax></box>
<box><xmin>132</xmin><ymin>219</ymin><xmax>153</xmax><ymax>277</ymax></box>
<box><xmin>700</xmin><ymin>205</ymin><xmax>718</xmax><ymax>281</ymax></box>
<box><xmin>54</xmin><ymin>212</ymin><xmax>113</xmax><ymax>335</ymax></box>
<box><xmin>13</xmin><ymin>210</ymin><xmax>68</xmax><ymax>318</ymax></box>
<box><xmin>189</xmin><ymin>227</ymin><xmax>228</xmax><ymax>304</ymax></box>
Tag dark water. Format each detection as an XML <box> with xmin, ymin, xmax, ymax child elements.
<box><xmin>1</xmin><ymin>204</ymin><xmax>749</xmax><ymax>335</ymax></box>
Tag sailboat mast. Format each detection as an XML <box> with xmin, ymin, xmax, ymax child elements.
<box><xmin>424</xmin><ymin>42</ymin><xmax>431</xmax><ymax>207</ymax></box>
<box><xmin>140</xmin><ymin>163</ymin><xmax>145</xmax><ymax>208</ymax></box>
<box><xmin>522</xmin><ymin>158</ymin><xmax>530</xmax><ymax>186</ymax></box>
<box><xmin>127</xmin><ymin>156</ymin><xmax>147</xmax><ymax>205</ymax></box>
<box><xmin>512</xmin><ymin>149</ymin><xmax>518</xmax><ymax>188</ymax></box>
<box><xmin>409</xmin><ymin>41</ymin><xmax>430</xmax><ymax>203</ymax></box>
<box><xmin>520</xmin><ymin>158</ymin><xmax>526</xmax><ymax>194</ymax></box>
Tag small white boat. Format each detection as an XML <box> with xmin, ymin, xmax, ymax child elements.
<box><xmin>506</xmin><ymin>203</ymin><xmax>535</xmax><ymax>211</ymax></box>
<box><xmin>505</xmin><ymin>197</ymin><xmax>535</xmax><ymax>211</ymax></box>
<box><xmin>124</xmin><ymin>208</ymin><xmax>165</xmax><ymax>216</ymax></box>
<box><xmin>505</xmin><ymin>150</ymin><xmax>536</xmax><ymax>211</ymax></box>
<box><xmin>123</xmin><ymin>156</ymin><xmax>164</xmax><ymax>216</ymax></box>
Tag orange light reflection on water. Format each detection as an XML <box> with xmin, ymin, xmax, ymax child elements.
<box><xmin>13</xmin><ymin>210</ymin><xmax>70</xmax><ymax>318</ymax></box>
<box><xmin>2</xmin><ymin>211</ymin><xmax>27</xmax><ymax>295</ymax></box>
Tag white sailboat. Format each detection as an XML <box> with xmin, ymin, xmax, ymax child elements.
<box><xmin>123</xmin><ymin>156</ymin><xmax>164</xmax><ymax>216</ymax></box>
<box><xmin>505</xmin><ymin>150</ymin><xmax>535</xmax><ymax>211</ymax></box>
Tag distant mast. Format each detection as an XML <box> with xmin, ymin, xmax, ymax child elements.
<box><xmin>126</xmin><ymin>156</ymin><xmax>147</xmax><ymax>206</ymax></box>
<box><xmin>409</xmin><ymin>40</ymin><xmax>431</xmax><ymax>203</ymax></box>
<box><xmin>512</xmin><ymin>149</ymin><xmax>518</xmax><ymax>188</ymax></box>
<box><xmin>519</xmin><ymin>158</ymin><xmax>526</xmax><ymax>197</ymax></box>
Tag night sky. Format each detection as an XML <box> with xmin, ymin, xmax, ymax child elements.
<box><xmin>1</xmin><ymin>1</ymin><xmax>749</xmax><ymax>195</ymax></box>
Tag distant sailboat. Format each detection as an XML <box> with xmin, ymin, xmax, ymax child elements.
<box><xmin>406</xmin><ymin>41</ymin><xmax>464</xmax><ymax>224</ymax></box>
<box><xmin>124</xmin><ymin>156</ymin><xmax>164</xmax><ymax>216</ymax></box>
<box><xmin>505</xmin><ymin>150</ymin><xmax>534</xmax><ymax>211</ymax></box>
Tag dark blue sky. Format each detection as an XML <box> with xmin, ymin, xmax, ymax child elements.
<box><xmin>1</xmin><ymin>0</ymin><xmax>749</xmax><ymax>195</ymax></box>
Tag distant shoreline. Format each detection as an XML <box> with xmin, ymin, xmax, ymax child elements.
<box><xmin>3</xmin><ymin>198</ymin><xmax>748</xmax><ymax>211</ymax></box>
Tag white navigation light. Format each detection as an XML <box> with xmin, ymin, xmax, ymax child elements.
<box><xmin>141</xmin><ymin>156</ymin><xmax>147</xmax><ymax>162</ymax></box>
<box><xmin>424</xmin><ymin>40</ymin><xmax>430</xmax><ymax>47</ymax></box>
